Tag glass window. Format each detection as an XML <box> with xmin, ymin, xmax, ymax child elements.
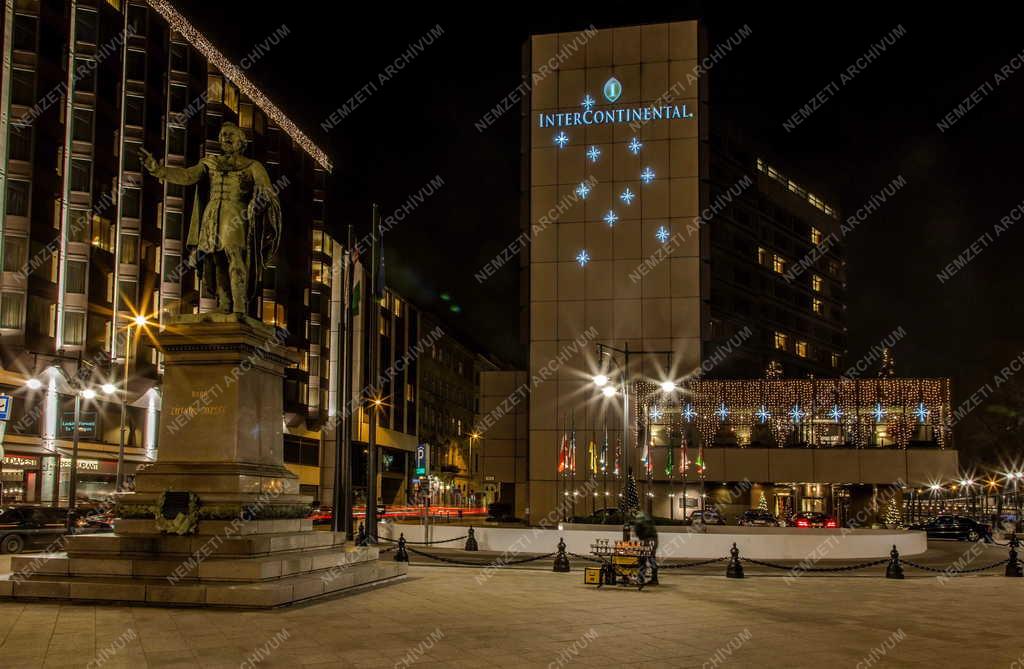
<box><xmin>63</xmin><ymin>311</ymin><xmax>86</xmax><ymax>346</ymax></box>
<box><xmin>12</xmin><ymin>14</ymin><xmax>37</xmax><ymax>51</ymax></box>
<box><xmin>308</xmin><ymin>323</ymin><xmax>321</xmax><ymax>347</ymax></box>
<box><xmin>831</xmin><ymin>353</ymin><xmax>840</xmax><ymax>369</ymax></box>
<box><xmin>120</xmin><ymin>188</ymin><xmax>141</xmax><ymax>218</ymax></box>
<box><xmin>166</xmin><ymin>183</ymin><xmax>184</xmax><ymax>199</ymax></box>
<box><xmin>167</xmin><ymin>126</ymin><xmax>185</xmax><ymax>156</ymax></box>
<box><xmin>6</xmin><ymin>179</ymin><xmax>30</xmax><ymax>216</ymax></box>
<box><xmin>311</xmin><ymin>260</ymin><xmax>330</xmax><ymax>286</ymax></box>
<box><xmin>75</xmin><ymin>8</ymin><xmax>97</xmax><ymax>44</ymax></box>
<box><xmin>72</xmin><ymin>107</ymin><xmax>94</xmax><ymax>142</ymax></box>
<box><xmin>811</xmin><ymin>274</ymin><xmax>823</xmax><ymax>292</ymax></box>
<box><xmin>68</xmin><ymin>208</ymin><xmax>90</xmax><ymax>242</ymax></box>
<box><xmin>169</xmin><ymin>84</ymin><xmax>188</xmax><ymax>113</ymax></box>
<box><xmin>795</xmin><ymin>340</ymin><xmax>808</xmax><ymax>358</ymax></box>
<box><xmin>3</xmin><ymin>236</ymin><xmax>28</xmax><ymax>272</ymax></box>
<box><xmin>65</xmin><ymin>260</ymin><xmax>87</xmax><ymax>293</ymax></box>
<box><xmin>125</xmin><ymin>95</ymin><xmax>144</xmax><ymax>127</ymax></box>
<box><xmin>170</xmin><ymin>43</ymin><xmax>188</xmax><ymax>72</ymax></box>
<box><xmin>810</xmin><ymin>227</ymin><xmax>823</xmax><ymax>245</ymax></box>
<box><xmin>224</xmin><ymin>81</ymin><xmax>238</xmax><ymax>113</ymax></box>
<box><xmin>164</xmin><ymin>211</ymin><xmax>183</xmax><ymax>240</ymax></box>
<box><xmin>772</xmin><ymin>254</ymin><xmax>786</xmax><ymax>274</ymax></box>
<box><xmin>8</xmin><ymin>124</ymin><xmax>31</xmax><ymax>160</ymax></box>
<box><xmin>312</xmin><ymin>230</ymin><xmax>325</xmax><ymax>253</ymax></box>
<box><xmin>126</xmin><ymin>4</ymin><xmax>147</xmax><ymax>35</ymax></box>
<box><xmin>312</xmin><ymin>200</ymin><xmax>325</xmax><ymax>222</ymax></box>
<box><xmin>74</xmin><ymin>57</ymin><xmax>96</xmax><ymax>92</ymax></box>
<box><xmin>11</xmin><ymin>69</ymin><xmax>34</xmax><ymax>106</ymax></box>
<box><xmin>206</xmin><ymin>75</ymin><xmax>223</xmax><ymax>104</ymax></box>
<box><xmin>117</xmin><ymin>280</ymin><xmax>136</xmax><ymax>312</ymax></box>
<box><xmin>123</xmin><ymin>141</ymin><xmax>142</xmax><ymax>172</ymax></box>
<box><xmin>773</xmin><ymin>332</ymin><xmax>788</xmax><ymax>351</ymax></box>
<box><xmin>120</xmin><ymin>233</ymin><xmax>138</xmax><ymax>264</ymax></box>
<box><xmin>812</xmin><ymin>298</ymin><xmax>823</xmax><ymax>316</ymax></box>
<box><xmin>126</xmin><ymin>50</ymin><xmax>145</xmax><ymax>81</ymax></box>
<box><xmin>163</xmin><ymin>253</ymin><xmax>180</xmax><ymax>283</ymax></box>
<box><xmin>239</xmin><ymin>103</ymin><xmax>253</xmax><ymax>129</ymax></box>
<box><xmin>70</xmin><ymin>158</ymin><xmax>91</xmax><ymax>193</ymax></box>
<box><xmin>0</xmin><ymin>293</ymin><xmax>25</xmax><ymax>329</ymax></box>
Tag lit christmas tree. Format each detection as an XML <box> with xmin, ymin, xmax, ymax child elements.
<box><xmin>885</xmin><ymin>496</ymin><xmax>902</xmax><ymax>528</ymax></box>
<box><xmin>757</xmin><ymin>492</ymin><xmax>769</xmax><ymax>512</ymax></box>
<box><xmin>878</xmin><ymin>347</ymin><xmax>896</xmax><ymax>378</ymax></box>
<box><xmin>619</xmin><ymin>474</ymin><xmax>640</xmax><ymax>518</ymax></box>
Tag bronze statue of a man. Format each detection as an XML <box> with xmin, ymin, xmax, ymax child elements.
<box><xmin>141</xmin><ymin>122</ymin><xmax>281</xmax><ymax>314</ymax></box>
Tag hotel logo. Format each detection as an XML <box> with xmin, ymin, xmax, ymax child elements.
<box><xmin>603</xmin><ymin>77</ymin><xmax>622</xmax><ymax>102</ymax></box>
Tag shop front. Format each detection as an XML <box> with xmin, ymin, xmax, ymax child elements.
<box><xmin>0</xmin><ymin>449</ymin><xmax>147</xmax><ymax>507</ymax></box>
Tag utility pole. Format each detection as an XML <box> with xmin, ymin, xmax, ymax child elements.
<box><xmin>365</xmin><ymin>205</ymin><xmax>382</xmax><ymax>542</ymax></box>
<box><xmin>333</xmin><ymin>225</ymin><xmax>355</xmax><ymax>538</ymax></box>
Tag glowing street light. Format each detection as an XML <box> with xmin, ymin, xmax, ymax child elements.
<box><xmin>660</xmin><ymin>380</ymin><xmax>676</xmax><ymax>393</ymax></box>
<box><xmin>81</xmin><ymin>389</ymin><xmax>96</xmax><ymax>400</ymax></box>
<box><xmin>25</xmin><ymin>378</ymin><xmax>42</xmax><ymax>390</ymax></box>
<box><xmin>601</xmin><ymin>385</ymin><xmax>617</xmax><ymax>398</ymax></box>
<box><xmin>593</xmin><ymin>374</ymin><xmax>609</xmax><ymax>388</ymax></box>
<box><xmin>101</xmin><ymin>383</ymin><xmax>117</xmax><ymax>395</ymax></box>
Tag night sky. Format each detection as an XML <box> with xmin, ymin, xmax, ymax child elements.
<box><xmin>175</xmin><ymin>3</ymin><xmax>1024</xmax><ymax>467</ymax></box>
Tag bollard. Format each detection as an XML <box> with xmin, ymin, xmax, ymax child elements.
<box><xmin>885</xmin><ymin>544</ymin><xmax>904</xmax><ymax>579</ymax></box>
<box><xmin>1006</xmin><ymin>534</ymin><xmax>1023</xmax><ymax>577</ymax></box>
<box><xmin>465</xmin><ymin>527</ymin><xmax>479</xmax><ymax>551</ymax></box>
<box><xmin>726</xmin><ymin>542</ymin><xmax>744</xmax><ymax>579</ymax></box>
<box><xmin>356</xmin><ymin>522</ymin><xmax>367</xmax><ymax>547</ymax></box>
<box><xmin>553</xmin><ymin>537</ymin><xmax>571</xmax><ymax>572</ymax></box>
<box><xmin>394</xmin><ymin>533</ymin><xmax>409</xmax><ymax>562</ymax></box>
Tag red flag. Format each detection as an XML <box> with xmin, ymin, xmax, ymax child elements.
<box><xmin>557</xmin><ymin>432</ymin><xmax>569</xmax><ymax>474</ymax></box>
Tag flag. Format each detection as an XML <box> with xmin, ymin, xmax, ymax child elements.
<box><xmin>680</xmin><ymin>433</ymin><xmax>689</xmax><ymax>476</ymax></box>
<box><xmin>665</xmin><ymin>442</ymin><xmax>674</xmax><ymax>477</ymax></box>
<box><xmin>587</xmin><ymin>437</ymin><xmax>598</xmax><ymax>475</ymax></box>
<box><xmin>568</xmin><ymin>418</ymin><xmax>577</xmax><ymax>474</ymax></box>
<box><xmin>599</xmin><ymin>425</ymin><xmax>608</xmax><ymax>474</ymax></box>
<box><xmin>695</xmin><ymin>442</ymin><xmax>705</xmax><ymax>476</ymax></box>
<box><xmin>557</xmin><ymin>431</ymin><xmax>569</xmax><ymax>475</ymax></box>
<box><xmin>613</xmin><ymin>437</ymin><xmax>621</xmax><ymax>476</ymax></box>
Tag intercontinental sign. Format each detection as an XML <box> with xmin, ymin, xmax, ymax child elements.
<box><xmin>538</xmin><ymin>103</ymin><xmax>693</xmax><ymax>129</ymax></box>
<box><xmin>537</xmin><ymin>77</ymin><xmax>693</xmax><ymax>129</ymax></box>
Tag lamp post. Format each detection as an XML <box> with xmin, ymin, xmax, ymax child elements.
<box><xmin>116</xmin><ymin>314</ymin><xmax>149</xmax><ymax>492</ymax></box>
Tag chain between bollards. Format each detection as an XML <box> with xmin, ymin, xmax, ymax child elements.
<box><xmin>553</xmin><ymin>537</ymin><xmax>571</xmax><ymax>572</ymax></box>
<box><xmin>465</xmin><ymin>527</ymin><xmax>479</xmax><ymax>551</ymax></box>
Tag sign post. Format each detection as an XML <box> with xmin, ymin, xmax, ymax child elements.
<box><xmin>0</xmin><ymin>394</ymin><xmax>11</xmax><ymax>505</ymax></box>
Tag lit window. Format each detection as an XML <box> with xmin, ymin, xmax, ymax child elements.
<box><xmin>773</xmin><ymin>332</ymin><xmax>788</xmax><ymax>351</ymax></box>
<box><xmin>831</xmin><ymin>353</ymin><xmax>840</xmax><ymax>369</ymax></box>
<box><xmin>811</xmin><ymin>227</ymin><xmax>822</xmax><ymax>245</ymax></box>
<box><xmin>795</xmin><ymin>341</ymin><xmax>808</xmax><ymax>358</ymax></box>
<box><xmin>206</xmin><ymin>74</ymin><xmax>223</xmax><ymax>104</ymax></box>
<box><xmin>812</xmin><ymin>298</ymin><xmax>823</xmax><ymax>315</ymax></box>
<box><xmin>239</xmin><ymin>103</ymin><xmax>254</xmax><ymax>129</ymax></box>
<box><xmin>393</xmin><ymin>297</ymin><xmax>403</xmax><ymax>318</ymax></box>
<box><xmin>312</xmin><ymin>230</ymin><xmax>325</xmax><ymax>254</ymax></box>
<box><xmin>812</xmin><ymin>275</ymin><xmax>823</xmax><ymax>292</ymax></box>
<box><xmin>757</xmin><ymin>247</ymin><xmax>768</xmax><ymax>266</ymax></box>
<box><xmin>772</xmin><ymin>254</ymin><xmax>786</xmax><ymax>274</ymax></box>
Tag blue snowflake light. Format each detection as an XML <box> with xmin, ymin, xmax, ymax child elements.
<box><xmin>829</xmin><ymin>405</ymin><xmax>844</xmax><ymax>423</ymax></box>
<box><xmin>755</xmin><ymin>405</ymin><xmax>770</xmax><ymax>424</ymax></box>
<box><xmin>914</xmin><ymin>402</ymin><xmax>930</xmax><ymax>423</ymax></box>
<box><xmin>586</xmin><ymin>145</ymin><xmax>601</xmax><ymax>163</ymax></box>
<box><xmin>554</xmin><ymin>131</ymin><xmax>569</xmax><ymax>149</ymax></box>
<box><xmin>716</xmin><ymin>403</ymin><xmax>730</xmax><ymax>421</ymax></box>
<box><xmin>640</xmin><ymin>167</ymin><xmax>656</xmax><ymax>184</ymax></box>
<box><xmin>656</xmin><ymin>226</ymin><xmax>670</xmax><ymax>244</ymax></box>
<box><xmin>582</xmin><ymin>94</ymin><xmax>596</xmax><ymax>111</ymax></box>
<box><xmin>790</xmin><ymin>404</ymin><xmax>806</xmax><ymax>423</ymax></box>
<box><xmin>873</xmin><ymin>402</ymin><xmax>887</xmax><ymax>422</ymax></box>
<box><xmin>628</xmin><ymin>137</ymin><xmax>643</xmax><ymax>155</ymax></box>
<box><xmin>575</xmin><ymin>182</ymin><xmax>591</xmax><ymax>199</ymax></box>
<box><xmin>682</xmin><ymin>404</ymin><xmax>696</xmax><ymax>422</ymax></box>
<box><xmin>620</xmin><ymin>187</ymin><xmax>635</xmax><ymax>205</ymax></box>
<box><xmin>603</xmin><ymin>210</ymin><xmax>619</xmax><ymax>227</ymax></box>
<box><xmin>649</xmin><ymin>406</ymin><xmax>662</xmax><ymax>421</ymax></box>
<box><xmin>576</xmin><ymin>249</ymin><xmax>590</xmax><ymax>267</ymax></box>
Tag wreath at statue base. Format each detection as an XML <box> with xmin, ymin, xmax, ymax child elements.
<box><xmin>153</xmin><ymin>490</ymin><xmax>202</xmax><ymax>535</ymax></box>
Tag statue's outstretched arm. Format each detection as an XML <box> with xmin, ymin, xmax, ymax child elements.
<box><xmin>140</xmin><ymin>148</ymin><xmax>205</xmax><ymax>185</ymax></box>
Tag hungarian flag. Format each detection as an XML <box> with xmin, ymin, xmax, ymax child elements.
<box><xmin>680</xmin><ymin>434</ymin><xmax>689</xmax><ymax>476</ymax></box>
<box><xmin>695</xmin><ymin>442</ymin><xmax>705</xmax><ymax>476</ymax></box>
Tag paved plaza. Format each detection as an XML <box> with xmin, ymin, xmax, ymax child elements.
<box><xmin>0</xmin><ymin>552</ymin><xmax>1019</xmax><ymax>668</ymax></box>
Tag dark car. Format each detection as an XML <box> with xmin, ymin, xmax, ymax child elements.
<box><xmin>579</xmin><ymin>508</ymin><xmax>625</xmax><ymax>525</ymax></box>
<box><xmin>308</xmin><ymin>505</ymin><xmax>333</xmax><ymax>526</ymax></box>
<box><xmin>0</xmin><ymin>506</ymin><xmax>70</xmax><ymax>554</ymax></box>
<box><xmin>685</xmin><ymin>510</ymin><xmax>726</xmax><ymax>526</ymax></box>
<box><xmin>738</xmin><ymin>509</ymin><xmax>780</xmax><ymax>527</ymax></box>
<box><xmin>75</xmin><ymin>509</ymin><xmax>115</xmax><ymax>532</ymax></box>
<box><xmin>790</xmin><ymin>512</ymin><xmax>838</xmax><ymax>528</ymax></box>
<box><xmin>908</xmin><ymin>515</ymin><xmax>993</xmax><ymax>542</ymax></box>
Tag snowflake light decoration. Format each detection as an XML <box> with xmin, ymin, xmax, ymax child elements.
<box><xmin>649</xmin><ymin>406</ymin><xmax>662</xmax><ymax>421</ymax></box>
<box><xmin>575</xmin><ymin>182</ymin><xmax>591</xmax><ymax>199</ymax></box>
<box><xmin>755</xmin><ymin>405</ymin><xmax>770</xmax><ymax>424</ymax></box>
<box><xmin>715</xmin><ymin>403</ymin><xmax>729</xmax><ymax>421</ymax></box>
<box><xmin>603</xmin><ymin>210</ymin><xmax>619</xmax><ymax>227</ymax></box>
<box><xmin>656</xmin><ymin>226</ymin><xmax>670</xmax><ymax>244</ymax></box>
<box><xmin>829</xmin><ymin>405</ymin><xmax>844</xmax><ymax>423</ymax></box>
<box><xmin>790</xmin><ymin>405</ymin><xmax>806</xmax><ymax>423</ymax></box>
<box><xmin>620</xmin><ymin>187</ymin><xmax>635</xmax><ymax>205</ymax></box>
<box><xmin>576</xmin><ymin>249</ymin><xmax>590</xmax><ymax>267</ymax></box>
<box><xmin>682</xmin><ymin>404</ymin><xmax>696</xmax><ymax>422</ymax></box>
<box><xmin>628</xmin><ymin>137</ymin><xmax>643</xmax><ymax>155</ymax></box>
<box><xmin>554</xmin><ymin>131</ymin><xmax>569</xmax><ymax>149</ymax></box>
<box><xmin>873</xmin><ymin>402</ymin><xmax>887</xmax><ymax>422</ymax></box>
<box><xmin>914</xmin><ymin>402</ymin><xmax>930</xmax><ymax>423</ymax></box>
<box><xmin>640</xmin><ymin>167</ymin><xmax>656</xmax><ymax>184</ymax></box>
<box><xmin>582</xmin><ymin>94</ymin><xmax>596</xmax><ymax>111</ymax></box>
<box><xmin>586</xmin><ymin>145</ymin><xmax>601</xmax><ymax>163</ymax></box>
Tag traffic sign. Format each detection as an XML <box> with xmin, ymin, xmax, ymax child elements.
<box><xmin>0</xmin><ymin>394</ymin><xmax>12</xmax><ymax>421</ymax></box>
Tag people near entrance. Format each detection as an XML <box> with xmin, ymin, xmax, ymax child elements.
<box><xmin>631</xmin><ymin>510</ymin><xmax>659</xmax><ymax>584</ymax></box>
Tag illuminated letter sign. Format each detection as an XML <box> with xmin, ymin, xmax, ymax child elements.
<box><xmin>537</xmin><ymin>81</ymin><xmax>693</xmax><ymax>129</ymax></box>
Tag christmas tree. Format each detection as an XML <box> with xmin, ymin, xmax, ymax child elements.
<box><xmin>885</xmin><ymin>496</ymin><xmax>902</xmax><ymax>528</ymax></box>
<box><xmin>619</xmin><ymin>474</ymin><xmax>640</xmax><ymax>517</ymax></box>
<box><xmin>757</xmin><ymin>492</ymin><xmax>769</xmax><ymax>512</ymax></box>
<box><xmin>878</xmin><ymin>347</ymin><xmax>896</xmax><ymax>378</ymax></box>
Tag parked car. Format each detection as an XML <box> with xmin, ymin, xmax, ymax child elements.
<box><xmin>790</xmin><ymin>512</ymin><xmax>838</xmax><ymax>528</ymax></box>
<box><xmin>76</xmin><ymin>509</ymin><xmax>115</xmax><ymax>532</ymax></box>
<box><xmin>907</xmin><ymin>515</ymin><xmax>993</xmax><ymax>542</ymax></box>
<box><xmin>737</xmin><ymin>509</ymin><xmax>780</xmax><ymax>527</ymax></box>
<box><xmin>0</xmin><ymin>506</ymin><xmax>70</xmax><ymax>554</ymax></box>
<box><xmin>308</xmin><ymin>506</ymin><xmax>333</xmax><ymax>526</ymax></box>
<box><xmin>580</xmin><ymin>508</ymin><xmax>625</xmax><ymax>525</ymax></box>
<box><xmin>685</xmin><ymin>510</ymin><xmax>726</xmax><ymax>526</ymax></box>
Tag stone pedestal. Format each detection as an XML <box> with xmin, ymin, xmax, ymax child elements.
<box><xmin>0</xmin><ymin>314</ymin><xmax>406</xmax><ymax>607</ymax></box>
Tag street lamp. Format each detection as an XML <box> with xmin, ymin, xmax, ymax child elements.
<box><xmin>116</xmin><ymin>313</ymin><xmax>151</xmax><ymax>492</ymax></box>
